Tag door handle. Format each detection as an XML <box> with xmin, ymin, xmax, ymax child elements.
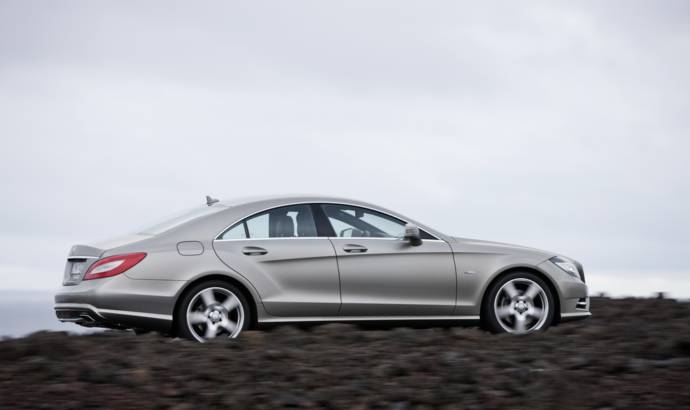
<box><xmin>343</xmin><ymin>244</ymin><xmax>368</xmax><ymax>253</ymax></box>
<box><xmin>242</xmin><ymin>246</ymin><xmax>268</xmax><ymax>256</ymax></box>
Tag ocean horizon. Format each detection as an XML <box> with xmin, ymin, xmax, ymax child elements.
<box><xmin>0</xmin><ymin>290</ymin><xmax>96</xmax><ymax>338</ymax></box>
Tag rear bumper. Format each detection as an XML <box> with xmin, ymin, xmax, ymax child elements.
<box><xmin>54</xmin><ymin>303</ymin><xmax>173</xmax><ymax>331</ymax></box>
<box><xmin>54</xmin><ymin>274</ymin><xmax>185</xmax><ymax>332</ymax></box>
<box><xmin>55</xmin><ymin>304</ymin><xmax>105</xmax><ymax>326</ymax></box>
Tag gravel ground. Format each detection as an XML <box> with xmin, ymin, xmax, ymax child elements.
<box><xmin>1</xmin><ymin>297</ymin><xmax>689</xmax><ymax>409</ymax></box>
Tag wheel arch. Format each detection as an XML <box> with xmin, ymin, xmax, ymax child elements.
<box><xmin>171</xmin><ymin>274</ymin><xmax>260</xmax><ymax>333</ymax></box>
<box><xmin>480</xmin><ymin>265</ymin><xmax>562</xmax><ymax>325</ymax></box>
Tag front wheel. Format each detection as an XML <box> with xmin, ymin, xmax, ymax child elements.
<box><xmin>176</xmin><ymin>281</ymin><xmax>251</xmax><ymax>342</ymax></box>
<box><xmin>482</xmin><ymin>272</ymin><xmax>555</xmax><ymax>334</ymax></box>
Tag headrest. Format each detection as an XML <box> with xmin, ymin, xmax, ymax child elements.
<box><xmin>296</xmin><ymin>212</ymin><xmax>317</xmax><ymax>237</ymax></box>
<box><xmin>273</xmin><ymin>215</ymin><xmax>295</xmax><ymax>237</ymax></box>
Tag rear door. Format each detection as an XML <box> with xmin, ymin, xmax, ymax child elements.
<box><xmin>213</xmin><ymin>204</ymin><xmax>341</xmax><ymax>317</ymax></box>
<box><xmin>320</xmin><ymin>203</ymin><xmax>456</xmax><ymax>316</ymax></box>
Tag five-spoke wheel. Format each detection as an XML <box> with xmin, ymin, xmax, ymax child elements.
<box><xmin>176</xmin><ymin>281</ymin><xmax>250</xmax><ymax>342</ymax></box>
<box><xmin>483</xmin><ymin>272</ymin><xmax>554</xmax><ymax>334</ymax></box>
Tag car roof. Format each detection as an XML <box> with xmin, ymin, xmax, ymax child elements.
<box><xmin>218</xmin><ymin>194</ymin><xmax>376</xmax><ymax>208</ymax></box>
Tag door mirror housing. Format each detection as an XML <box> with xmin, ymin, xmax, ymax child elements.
<box><xmin>404</xmin><ymin>223</ymin><xmax>422</xmax><ymax>246</ymax></box>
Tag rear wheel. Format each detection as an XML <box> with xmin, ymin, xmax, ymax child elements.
<box><xmin>482</xmin><ymin>272</ymin><xmax>555</xmax><ymax>334</ymax></box>
<box><xmin>176</xmin><ymin>281</ymin><xmax>250</xmax><ymax>342</ymax></box>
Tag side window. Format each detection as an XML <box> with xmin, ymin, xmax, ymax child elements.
<box><xmin>219</xmin><ymin>204</ymin><xmax>318</xmax><ymax>239</ymax></box>
<box><xmin>246</xmin><ymin>213</ymin><xmax>269</xmax><ymax>238</ymax></box>
<box><xmin>221</xmin><ymin>224</ymin><xmax>246</xmax><ymax>239</ymax></box>
<box><xmin>321</xmin><ymin>204</ymin><xmax>406</xmax><ymax>238</ymax></box>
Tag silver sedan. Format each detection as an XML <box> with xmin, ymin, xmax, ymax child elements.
<box><xmin>55</xmin><ymin>195</ymin><xmax>590</xmax><ymax>341</ymax></box>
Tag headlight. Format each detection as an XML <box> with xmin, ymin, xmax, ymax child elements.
<box><xmin>550</xmin><ymin>256</ymin><xmax>580</xmax><ymax>279</ymax></box>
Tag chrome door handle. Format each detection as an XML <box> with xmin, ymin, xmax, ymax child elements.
<box><xmin>343</xmin><ymin>244</ymin><xmax>368</xmax><ymax>253</ymax></box>
<box><xmin>242</xmin><ymin>246</ymin><xmax>268</xmax><ymax>256</ymax></box>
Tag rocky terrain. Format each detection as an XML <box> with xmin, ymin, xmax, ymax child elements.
<box><xmin>1</xmin><ymin>297</ymin><xmax>689</xmax><ymax>409</ymax></box>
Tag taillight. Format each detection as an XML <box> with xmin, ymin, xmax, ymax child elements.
<box><xmin>83</xmin><ymin>253</ymin><xmax>146</xmax><ymax>280</ymax></box>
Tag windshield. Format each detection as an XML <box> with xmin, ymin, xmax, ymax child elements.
<box><xmin>136</xmin><ymin>206</ymin><xmax>225</xmax><ymax>235</ymax></box>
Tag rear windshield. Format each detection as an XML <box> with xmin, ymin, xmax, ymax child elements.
<box><xmin>136</xmin><ymin>206</ymin><xmax>225</xmax><ymax>235</ymax></box>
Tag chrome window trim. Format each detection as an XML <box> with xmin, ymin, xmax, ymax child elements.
<box><xmin>215</xmin><ymin>237</ymin><xmax>321</xmax><ymax>242</ymax></box>
<box><xmin>214</xmin><ymin>237</ymin><xmax>446</xmax><ymax>243</ymax></box>
<box><xmin>214</xmin><ymin>201</ymin><xmax>442</xmax><ymax>241</ymax></box>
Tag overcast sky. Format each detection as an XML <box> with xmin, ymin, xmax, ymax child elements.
<box><xmin>1</xmin><ymin>1</ymin><xmax>689</xmax><ymax>296</ymax></box>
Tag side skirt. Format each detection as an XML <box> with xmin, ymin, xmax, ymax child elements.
<box><xmin>259</xmin><ymin>315</ymin><xmax>481</xmax><ymax>323</ymax></box>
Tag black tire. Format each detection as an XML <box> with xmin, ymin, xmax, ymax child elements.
<box><xmin>481</xmin><ymin>271</ymin><xmax>555</xmax><ymax>334</ymax></box>
<box><xmin>175</xmin><ymin>280</ymin><xmax>251</xmax><ymax>342</ymax></box>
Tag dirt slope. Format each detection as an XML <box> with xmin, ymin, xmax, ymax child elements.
<box><xmin>1</xmin><ymin>297</ymin><xmax>689</xmax><ymax>409</ymax></box>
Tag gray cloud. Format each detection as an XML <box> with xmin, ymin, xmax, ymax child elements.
<box><xmin>1</xmin><ymin>1</ymin><xmax>689</xmax><ymax>295</ymax></box>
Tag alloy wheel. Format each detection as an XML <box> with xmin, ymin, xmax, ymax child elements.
<box><xmin>186</xmin><ymin>287</ymin><xmax>245</xmax><ymax>342</ymax></box>
<box><xmin>493</xmin><ymin>278</ymin><xmax>549</xmax><ymax>334</ymax></box>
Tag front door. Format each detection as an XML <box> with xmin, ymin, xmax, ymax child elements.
<box><xmin>319</xmin><ymin>203</ymin><xmax>456</xmax><ymax>316</ymax></box>
<box><xmin>213</xmin><ymin>204</ymin><xmax>340</xmax><ymax>317</ymax></box>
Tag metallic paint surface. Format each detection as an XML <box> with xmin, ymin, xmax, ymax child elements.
<box><xmin>54</xmin><ymin>195</ymin><xmax>590</xmax><ymax>332</ymax></box>
<box><xmin>213</xmin><ymin>238</ymin><xmax>341</xmax><ymax>316</ymax></box>
<box><xmin>329</xmin><ymin>238</ymin><xmax>456</xmax><ymax>316</ymax></box>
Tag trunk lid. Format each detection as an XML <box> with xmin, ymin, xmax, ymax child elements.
<box><xmin>62</xmin><ymin>244</ymin><xmax>104</xmax><ymax>286</ymax></box>
<box><xmin>62</xmin><ymin>234</ymin><xmax>151</xmax><ymax>285</ymax></box>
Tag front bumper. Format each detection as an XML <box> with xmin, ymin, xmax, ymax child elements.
<box><xmin>537</xmin><ymin>260</ymin><xmax>591</xmax><ymax>322</ymax></box>
<box><xmin>54</xmin><ymin>274</ymin><xmax>185</xmax><ymax>332</ymax></box>
<box><xmin>559</xmin><ymin>296</ymin><xmax>591</xmax><ymax>322</ymax></box>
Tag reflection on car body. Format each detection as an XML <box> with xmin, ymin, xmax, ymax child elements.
<box><xmin>55</xmin><ymin>195</ymin><xmax>590</xmax><ymax>342</ymax></box>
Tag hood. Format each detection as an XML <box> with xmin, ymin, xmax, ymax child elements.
<box><xmin>449</xmin><ymin>236</ymin><xmax>556</xmax><ymax>261</ymax></box>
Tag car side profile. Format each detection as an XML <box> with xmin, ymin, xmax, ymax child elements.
<box><xmin>55</xmin><ymin>195</ymin><xmax>590</xmax><ymax>341</ymax></box>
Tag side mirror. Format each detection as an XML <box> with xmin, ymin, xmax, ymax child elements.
<box><xmin>404</xmin><ymin>223</ymin><xmax>422</xmax><ymax>246</ymax></box>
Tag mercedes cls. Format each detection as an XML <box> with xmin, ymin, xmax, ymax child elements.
<box><xmin>55</xmin><ymin>195</ymin><xmax>590</xmax><ymax>341</ymax></box>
